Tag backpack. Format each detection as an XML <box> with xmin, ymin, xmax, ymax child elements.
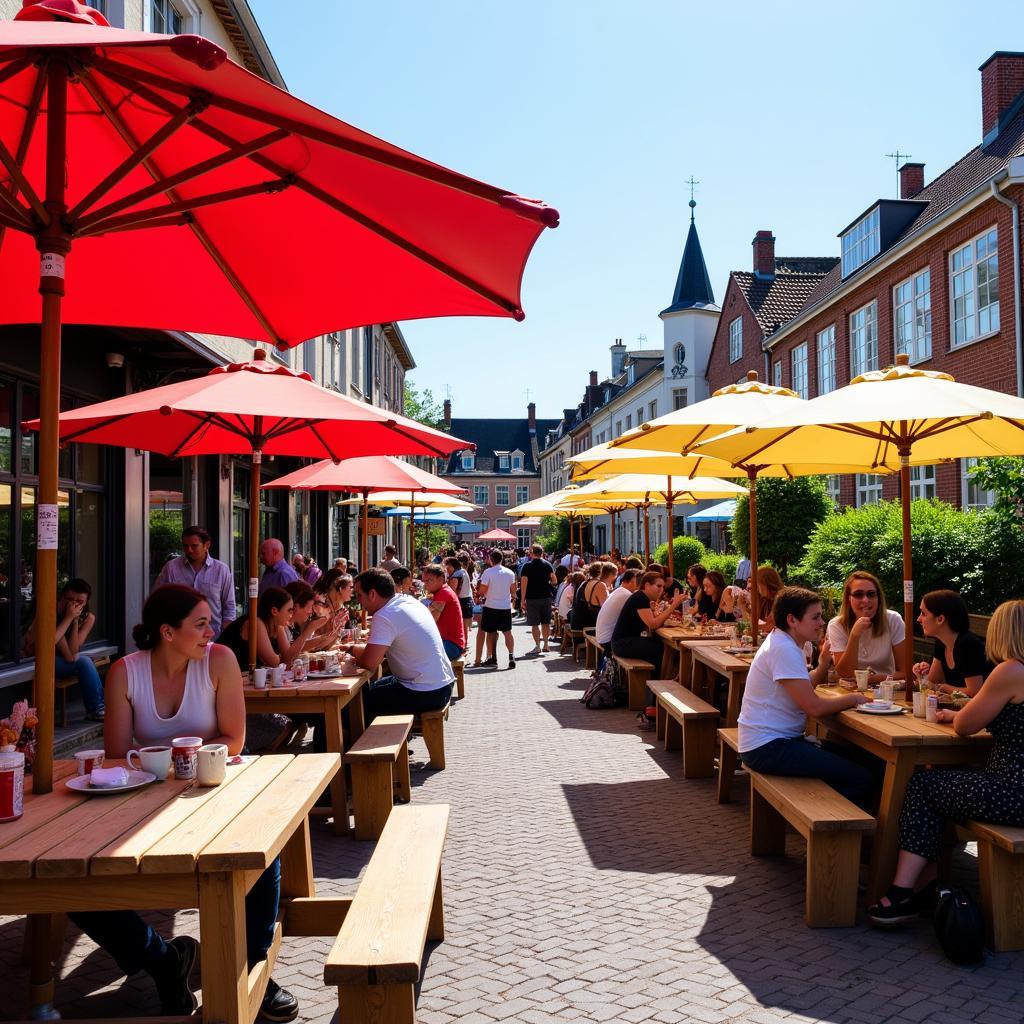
<box><xmin>581</xmin><ymin>660</ymin><xmax>616</xmax><ymax>709</ymax></box>
<box><xmin>933</xmin><ymin>886</ymin><xmax>984</xmax><ymax>965</ymax></box>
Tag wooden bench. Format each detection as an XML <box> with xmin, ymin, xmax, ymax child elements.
<box><xmin>56</xmin><ymin>652</ymin><xmax>112</xmax><ymax>727</ymax></box>
<box><xmin>325</xmin><ymin>804</ymin><xmax>449</xmax><ymax>1024</ymax></box>
<box><xmin>749</xmin><ymin>771</ymin><xmax>875</xmax><ymax>927</ymax></box>
<box><xmin>613</xmin><ymin>655</ymin><xmax>655</xmax><ymax>711</ymax></box>
<box><xmin>914</xmin><ymin>612</ymin><xmax>991</xmax><ymax>663</ymax></box>
<box><xmin>648</xmin><ymin>679</ymin><xmax>719</xmax><ymax>778</ymax></box>
<box><xmin>345</xmin><ymin>714</ymin><xmax>414</xmax><ymax>840</ymax></box>
<box><xmin>584</xmin><ymin>633</ymin><xmax>604</xmax><ymax>671</ymax></box>
<box><xmin>414</xmin><ymin>702</ymin><xmax>450</xmax><ymax>770</ymax></box>
<box><xmin>451</xmin><ymin>657</ymin><xmax>465</xmax><ymax>701</ymax></box>
<box><xmin>560</xmin><ymin>626</ymin><xmax>587</xmax><ymax>661</ymax></box>
<box><xmin>955</xmin><ymin>820</ymin><xmax>1024</xmax><ymax>950</ymax></box>
<box><xmin>716</xmin><ymin>727</ymin><xmax>742</xmax><ymax>804</ymax></box>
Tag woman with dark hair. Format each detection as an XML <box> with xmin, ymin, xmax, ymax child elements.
<box><xmin>827</xmin><ymin>570</ymin><xmax>906</xmax><ymax>683</ymax></box>
<box><xmin>69</xmin><ymin>584</ymin><xmax>297</xmax><ymax>1021</ymax></box>
<box><xmin>283</xmin><ymin>580</ymin><xmax>335</xmax><ymax>656</ymax></box>
<box><xmin>571</xmin><ymin>562</ymin><xmax>608</xmax><ymax>630</ymax></box>
<box><xmin>913</xmin><ymin>589</ymin><xmax>989</xmax><ymax>697</ymax></box>
<box><xmin>686</xmin><ymin>564</ymin><xmax>714</xmax><ymax>618</ymax></box>
<box><xmin>702</xmin><ymin>570</ymin><xmax>738</xmax><ymax>621</ymax></box>
<box><xmin>216</xmin><ymin>587</ymin><xmax>294</xmax><ymax>671</ymax></box>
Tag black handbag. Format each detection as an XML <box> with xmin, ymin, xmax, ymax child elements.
<box><xmin>933</xmin><ymin>886</ymin><xmax>984</xmax><ymax>964</ymax></box>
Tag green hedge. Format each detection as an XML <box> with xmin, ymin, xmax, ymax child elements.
<box><xmin>652</xmin><ymin>535</ymin><xmax>706</xmax><ymax>573</ymax></box>
<box><xmin>703</xmin><ymin>552</ymin><xmax>740</xmax><ymax>582</ymax></box>
<box><xmin>795</xmin><ymin>499</ymin><xmax>1024</xmax><ymax>615</ymax></box>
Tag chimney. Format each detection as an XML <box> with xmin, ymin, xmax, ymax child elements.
<box><xmin>610</xmin><ymin>338</ymin><xmax>627</xmax><ymax>377</ymax></box>
<box><xmin>589</xmin><ymin>370</ymin><xmax>598</xmax><ymax>386</ymax></box>
<box><xmin>527</xmin><ymin>401</ymin><xmax>536</xmax><ymax>433</ymax></box>
<box><xmin>899</xmin><ymin>162</ymin><xmax>925</xmax><ymax>199</ymax></box>
<box><xmin>752</xmin><ymin>230</ymin><xmax>775</xmax><ymax>279</ymax></box>
<box><xmin>443</xmin><ymin>398</ymin><xmax>451</xmax><ymax>430</ymax></box>
<box><xmin>980</xmin><ymin>52</ymin><xmax>1024</xmax><ymax>144</ymax></box>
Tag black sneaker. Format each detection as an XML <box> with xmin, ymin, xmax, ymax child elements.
<box><xmin>260</xmin><ymin>978</ymin><xmax>299</xmax><ymax>1022</ymax></box>
<box><xmin>508</xmin><ymin>657</ymin><xmax>516</xmax><ymax>669</ymax></box>
<box><xmin>481</xmin><ymin>657</ymin><xmax>497</xmax><ymax>667</ymax></box>
<box><xmin>867</xmin><ymin>892</ymin><xmax>917</xmax><ymax>928</ymax></box>
<box><xmin>151</xmin><ymin>935</ymin><xmax>198</xmax><ymax>1016</ymax></box>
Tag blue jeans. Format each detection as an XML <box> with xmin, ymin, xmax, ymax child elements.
<box><xmin>442</xmin><ymin>639</ymin><xmax>464</xmax><ymax>661</ymax></box>
<box><xmin>55</xmin><ymin>652</ymin><xmax>104</xmax><ymax>714</ymax></box>
<box><xmin>363</xmin><ymin>676</ymin><xmax>452</xmax><ymax>725</ymax></box>
<box><xmin>741</xmin><ymin>736</ymin><xmax>875</xmax><ymax>806</ymax></box>
<box><xmin>69</xmin><ymin>858</ymin><xmax>281</xmax><ymax>974</ymax></box>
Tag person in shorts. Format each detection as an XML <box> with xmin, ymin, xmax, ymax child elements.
<box><xmin>479</xmin><ymin>550</ymin><xmax>516</xmax><ymax>669</ymax></box>
<box><xmin>519</xmin><ymin>544</ymin><xmax>556</xmax><ymax>656</ymax></box>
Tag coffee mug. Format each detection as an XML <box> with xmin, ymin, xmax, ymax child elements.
<box><xmin>171</xmin><ymin>736</ymin><xmax>203</xmax><ymax>781</ymax></box>
<box><xmin>127</xmin><ymin>745</ymin><xmax>172</xmax><ymax>778</ymax></box>
<box><xmin>252</xmin><ymin>667</ymin><xmax>267</xmax><ymax>689</ymax></box>
<box><xmin>854</xmin><ymin>669</ymin><xmax>871</xmax><ymax>691</ymax></box>
<box><xmin>197</xmin><ymin>743</ymin><xmax>227</xmax><ymax>787</ymax></box>
<box><xmin>271</xmin><ymin>664</ymin><xmax>285</xmax><ymax>687</ymax></box>
<box><xmin>74</xmin><ymin>749</ymin><xmax>105</xmax><ymax>776</ymax></box>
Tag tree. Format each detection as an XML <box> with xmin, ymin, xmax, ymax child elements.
<box><xmin>731</xmin><ymin>476</ymin><xmax>832</xmax><ymax>576</ymax></box>
<box><xmin>403</xmin><ymin>380</ymin><xmax>446</xmax><ymax>431</ymax></box>
<box><xmin>968</xmin><ymin>457</ymin><xmax>1024</xmax><ymax>522</ymax></box>
<box><xmin>536</xmin><ymin>516</ymin><xmax>568</xmax><ymax>554</ymax></box>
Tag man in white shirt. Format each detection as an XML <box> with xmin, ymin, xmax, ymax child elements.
<box><xmin>560</xmin><ymin>551</ymin><xmax>583</xmax><ymax>570</ymax></box>
<box><xmin>595</xmin><ymin>569</ymin><xmax>640</xmax><ymax>649</ymax></box>
<box><xmin>351</xmin><ymin>568</ymin><xmax>454</xmax><ymax>722</ymax></box>
<box><xmin>478</xmin><ymin>550</ymin><xmax>517</xmax><ymax>669</ymax></box>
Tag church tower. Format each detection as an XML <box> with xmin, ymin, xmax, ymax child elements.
<box><xmin>660</xmin><ymin>198</ymin><xmax>720</xmax><ymax>409</ymax></box>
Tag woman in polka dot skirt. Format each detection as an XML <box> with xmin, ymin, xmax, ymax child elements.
<box><xmin>869</xmin><ymin>600</ymin><xmax>1024</xmax><ymax>926</ymax></box>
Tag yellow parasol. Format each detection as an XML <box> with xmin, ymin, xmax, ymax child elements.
<box><xmin>506</xmin><ymin>490</ymin><xmax>607</xmax><ymax>565</ymax></box>
<box><xmin>695</xmin><ymin>353</ymin><xmax>1024</xmax><ymax>680</ymax></box>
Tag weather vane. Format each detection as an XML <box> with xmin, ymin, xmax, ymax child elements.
<box><xmin>685</xmin><ymin>176</ymin><xmax>700</xmax><ymax>218</ymax></box>
<box><xmin>885</xmin><ymin>150</ymin><xmax>911</xmax><ymax>197</ymax></box>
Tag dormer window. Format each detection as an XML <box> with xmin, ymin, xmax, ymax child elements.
<box><xmin>841</xmin><ymin>207</ymin><xmax>880</xmax><ymax>277</ymax></box>
<box><xmin>460</xmin><ymin>453</ymin><xmax>475</xmax><ymax>471</ymax></box>
<box><xmin>512</xmin><ymin>454</ymin><xmax>523</xmax><ymax>470</ymax></box>
<box><xmin>497</xmin><ymin>452</ymin><xmax>510</xmax><ymax>470</ymax></box>
<box><xmin>627</xmin><ymin>363</ymin><xmax>636</xmax><ymax>385</ymax></box>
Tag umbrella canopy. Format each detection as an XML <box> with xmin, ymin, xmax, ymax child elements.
<box><xmin>506</xmin><ymin>490</ymin><xmax>604</xmax><ymax>564</ymax></box>
<box><xmin>338</xmin><ymin>491</ymin><xmax>475</xmax><ymax>511</ymax></box>
<box><xmin>261</xmin><ymin>456</ymin><xmax>467</xmax><ymax>495</ymax></box>
<box><xmin>477</xmin><ymin>528</ymin><xmax>517</xmax><ymax>542</ymax></box>
<box><xmin>687</xmin><ymin>499</ymin><xmax>738</xmax><ymax>523</ymax></box>
<box><xmin>385</xmin><ymin>509</ymin><xmax>471</xmax><ymax>525</ymax></box>
<box><xmin>513</xmin><ymin>517</ymin><xmax>542</xmax><ymax>528</ymax></box>
<box><xmin>695</xmin><ymin>353</ymin><xmax>1024</xmax><ymax>680</ymax></box>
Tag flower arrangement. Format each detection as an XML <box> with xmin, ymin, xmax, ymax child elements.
<box><xmin>1</xmin><ymin>700</ymin><xmax>39</xmax><ymax>769</ymax></box>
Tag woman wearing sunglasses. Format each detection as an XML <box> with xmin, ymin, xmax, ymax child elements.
<box><xmin>827</xmin><ymin>570</ymin><xmax>906</xmax><ymax>684</ymax></box>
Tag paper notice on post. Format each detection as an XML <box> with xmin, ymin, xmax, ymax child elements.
<box><xmin>38</xmin><ymin>504</ymin><xmax>59</xmax><ymax>549</ymax></box>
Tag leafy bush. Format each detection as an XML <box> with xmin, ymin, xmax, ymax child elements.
<box><xmin>732</xmin><ymin>476</ymin><xmax>832</xmax><ymax>575</ymax></box>
<box><xmin>702</xmin><ymin>552</ymin><xmax>740</xmax><ymax>582</ymax></box>
<box><xmin>536</xmin><ymin>516</ymin><xmax>568</xmax><ymax>555</ymax></box>
<box><xmin>652</xmin><ymin>535</ymin><xmax>706</xmax><ymax>573</ymax></box>
<box><xmin>795</xmin><ymin>499</ymin><xmax>1024</xmax><ymax>614</ymax></box>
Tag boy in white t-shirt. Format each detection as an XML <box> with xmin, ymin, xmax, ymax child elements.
<box><xmin>738</xmin><ymin>586</ymin><xmax>874</xmax><ymax>804</ymax></box>
<box><xmin>478</xmin><ymin>550</ymin><xmax>517</xmax><ymax>669</ymax></box>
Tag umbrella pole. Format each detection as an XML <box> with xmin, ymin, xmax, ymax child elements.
<box><xmin>643</xmin><ymin>503</ymin><xmax>650</xmax><ymax>563</ymax></box>
<box><xmin>33</xmin><ymin>60</ymin><xmax>72</xmax><ymax>795</ymax></box>
<box><xmin>248</xmin><ymin>449</ymin><xmax>262</xmax><ymax>671</ymax></box>
<box><xmin>748</xmin><ymin>468</ymin><xmax>760</xmax><ymax>645</ymax></box>
<box><xmin>610</xmin><ymin>510</ymin><xmax>616</xmax><ymax>554</ymax></box>
<box><xmin>900</xmin><ymin>450</ymin><xmax>915</xmax><ymax>690</ymax></box>
<box><xmin>665</xmin><ymin>476</ymin><xmax>675</xmax><ymax>581</ymax></box>
<box><xmin>635</xmin><ymin>504</ymin><xmax>641</xmax><ymax>557</ymax></box>
<box><xmin>409</xmin><ymin>491</ymin><xmax>415</xmax><ymax>567</ymax></box>
<box><xmin>360</xmin><ymin>491</ymin><xmax>368</xmax><ymax>628</ymax></box>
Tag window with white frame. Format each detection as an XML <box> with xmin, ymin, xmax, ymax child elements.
<box><xmin>625</xmin><ymin>414</ymin><xmax>632</xmax><ymax>431</ymax></box>
<box><xmin>673</xmin><ymin>342</ymin><xmax>685</xmax><ymax>366</ymax></box>
<box><xmin>729</xmin><ymin>317</ymin><xmax>743</xmax><ymax>363</ymax></box>
<box><xmin>816</xmin><ymin>325</ymin><xmax>837</xmax><ymax>394</ymax></box>
<box><xmin>648</xmin><ymin>400</ymin><xmax>657</xmax><ymax>420</ymax></box>
<box><xmin>962</xmin><ymin>458</ymin><xmax>997</xmax><ymax>509</ymax></box>
<box><xmin>855</xmin><ymin>473</ymin><xmax>883</xmax><ymax>507</ymax></box>
<box><xmin>475</xmin><ymin>518</ymin><xmax>489</xmax><ymax>532</ymax></box>
<box><xmin>473</xmin><ymin>485</ymin><xmax>488</xmax><ymax>505</ymax></box>
<box><xmin>672</xmin><ymin>388</ymin><xmax>687</xmax><ymax>410</ymax></box>
<box><xmin>496</xmin><ymin>518</ymin><xmax>510</xmax><ymax>531</ymax></box>
<box><xmin>636</xmin><ymin>406</ymin><xmax>644</xmax><ymax>425</ymax></box>
<box><xmin>497</xmin><ymin>453</ymin><xmax>510</xmax><ymax>470</ymax></box>
<box><xmin>951</xmin><ymin>228</ymin><xmax>999</xmax><ymax>346</ymax></box>
<box><xmin>512</xmin><ymin>453</ymin><xmax>523</xmax><ymax>470</ymax></box>
<box><xmin>615</xmin><ymin>420</ymin><xmax>622</xmax><ymax>436</ymax></box>
<box><xmin>849</xmin><ymin>301</ymin><xmax>878</xmax><ymax>378</ymax></box>
<box><xmin>841</xmin><ymin>206</ymin><xmax>880</xmax><ymax>277</ymax></box>
<box><xmin>772</xmin><ymin>361</ymin><xmax>782</xmax><ymax>388</ymax></box>
<box><xmin>150</xmin><ymin>0</ymin><xmax>197</xmax><ymax>33</ymax></box>
<box><xmin>894</xmin><ymin>269</ymin><xmax>932</xmax><ymax>362</ymax></box>
<box><xmin>517</xmin><ymin>527</ymin><xmax>531</xmax><ymax>548</ymax></box>
<box><xmin>460</xmin><ymin>454</ymin><xmax>475</xmax><ymax>471</ymax></box>
<box><xmin>302</xmin><ymin>337</ymin><xmax>317</xmax><ymax>376</ymax></box>
<box><xmin>825</xmin><ymin>475</ymin><xmax>841</xmax><ymax>504</ymax></box>
<box><xmin>495</xmin><ymin>485</ymin><xmax>509</xmax><ymax>506</ymax></box>
<box><xmin>909</xmin><ymin>465</ymin><xmax>936</xmax><ymax>500</ymax></box>
<box><xmin>791</xmin><ymin>343</ymin><xmax>809</xmax><ymax>398</ymax></box>
<box><xmin>516</xmin><ymin>485</ymin><xmax>529</xmax><ymax>504</ymax></box>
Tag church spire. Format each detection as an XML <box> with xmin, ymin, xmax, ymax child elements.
<box><xmin>661</xmin><ymin>196</ymin><xmax>715</xmax><ymax>315</ymax></box>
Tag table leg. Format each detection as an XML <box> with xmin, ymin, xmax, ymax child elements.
<box><xmin>27</xmin><ymin>915</ymin><xmax>60</xmax><ymax>1021</ymax></box>
<box><xmin>724</xmin><ymin>671</ymin><xmax>744</xmax><ymax>727</ymax></box>
<box><xmin>659</xmin><ymin>642</ymin><xmax>675</xmax><ymax>681</ymax></box>
<box><xmin>280</xmin><ymin>817</ymin><xmax>314</xmax><ymax>900</ymax></box>
<box><xmin>324</xmin><ymin>699</ymin><xmax>351</xmax><ymax>836</ymax></box>
<box><xmin>678</xmin><ymin>647</ymin><xmax>693</xmax><ymax>689</ymax></box>
<box><xmin>867</xmin><ymin>753</ymin><xmax>917</xmax><ymax>905</ymax></box>
<box><xmin>199</xmin><ymin>871</ymin><xmax>248</xmax><ymax>1024</ymax></box>
<box><xmin>347</xmin><ymin>690</ymin><xmax>366</xmax><ymax>743</ymax></box>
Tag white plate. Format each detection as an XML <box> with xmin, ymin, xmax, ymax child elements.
<box><xmin>856</xmin><ymin>704</ymin><xmax>906</xmax><ymax>716</ymax></box>
<box><xmin>305</xmin><ymin>669</ymin><xmax>341</xmax><ymax>679</ymax></box>
<box><xmin>66</xmin><ymin>770</ymin><xmax>157</xmax><ymax>795</ymax></box>
<box><xmin>722</xmin><ymin>646</ymin><xmax>754</xmax><ymax>655</ymax></box>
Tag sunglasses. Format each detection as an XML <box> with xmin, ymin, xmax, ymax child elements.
<box><xmin>849</xmin><ymin>590</ymin><xmax>878</xmax><ymax>600</ymax></box>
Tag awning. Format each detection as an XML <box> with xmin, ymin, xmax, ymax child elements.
<box><xmin>685</xmin><ymin>499</ymin><xmax>737</xmax><ymax>523</ymax></box>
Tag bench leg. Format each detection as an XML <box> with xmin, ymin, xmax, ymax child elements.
<box><xmin>681</xmin><ymin>720</ymin><xmax>715</xmax><ymax>779</ymax></box>
<box><xmin>351</xmin><ymin>762</ymin><xmax>394</xmax><ymax>841</ymax></box>
<box><xmin>976</xmin><ymin>840</ymin><xmax>1024</xmax><ymax>951</ymax></box>
<box><xmin>627</xmin><ymin>671</ymin><xmax>648</xmax><ymax>712</ymax></box>
<box><xmin>455</xmin><ymin>666</ymin><xmax>465</xmax><ymax>701</ymax></box>
<box><xmin>805</xmin><ymin>831</ymin><xmax>862</xmax><ymax>928</ymax></box>
<box><xmin>395</xmin><ymin>742</ymin><xmax>412</xmax><ymax>803</ymax></box>
<box><xmin>422</xmin><ymin>717</ymin><xmax>446</xmax><ymax>771</ymax></box>
<box><xmin>427</xmin><ymin>866</ymin><xmax>445</xmax><ymax>942</ymax></box>
<box><xmin>664</xmin><ymin>713</ymin><xmax>683</xmax><ymax>752</ymax></box>
<box><xmin>585</xmin><ymin>644</ymin><xmax>596</xmax><ymax>670</ymax></box>
<box><xmin>655</xmin><ymin>701</ymin><xmax>666</xmax><ymax>743</ymax></box>
<box><xmin>716</xmin><ymin>741</ymin><xmax>739</xmax><ymax>804</ymax></box>
<box><xmin>338</xmin><ymin>982</ymin><xmax>415</xmax><ymax>1024</ymax></box>
<box><xmin>750</xmin><ymin>782</ymin><xmax>787</xmax><ymax>856</ymax></box>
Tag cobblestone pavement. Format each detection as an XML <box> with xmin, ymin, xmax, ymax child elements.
<box><xmin>4</xmin><ymin>620</ymin><xmax>1024</xmax><ymax>1022</ymax></box>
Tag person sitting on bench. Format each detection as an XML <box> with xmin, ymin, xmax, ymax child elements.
<box><xmin>610</xmin><ymin>570</ymin><xmax>683</xmax><ymax>670</ymax></box>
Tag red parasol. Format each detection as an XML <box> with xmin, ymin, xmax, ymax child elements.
<box><xmin>477</xmin><ymin>528</ymin><xmax>517</xmax><ymax>542</ymax></box>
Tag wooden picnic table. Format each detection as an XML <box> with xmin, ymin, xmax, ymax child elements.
<box><xmin>243</xmin><ymin>669</ymin><xmax>369</xmax><ymax>835</ymax></box>
<box><xmin>687</xmin><ymin>642</ymin><xmax>753</xmax><ymax>727</ymax></box>
<box><xmin>2</xmin><ymin>753</ymin><xmax>341</xmax><ymax>1024</ymax></box>
<box><xmin>655</xmin><ymin>625</ymin><xmax>735</xmax><ymax>683</ymax></box>
<box><xmin>812</xmin><ymin>687</ymin><xmax>991</xmax><ymax>904</ymax></box>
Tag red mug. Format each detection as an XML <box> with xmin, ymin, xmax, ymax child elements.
<box><xmin>171</xmin><ymin>736</ymin><xmax>203</xmax><ymax>781</ymax></box>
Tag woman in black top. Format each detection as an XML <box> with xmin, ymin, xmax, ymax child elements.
<box><xmin>571</xmin><ymin>562</ymin><xmax>608</xmax><ymax>631</ymax></box>
<box><xmin>702</xmin><ymin>571</ymin><xmax>738</xmax><ymax>622</ymax></box>
<box><xmin>914</xmin><ymin>589</ymin><xmax>989</xmax><ymax>697</ymax></box>
<box><xmin>686</xmin><ymin>563</ymin><xmax>716</xmax><ymax>618</ymax></box>
<box><xmin>611</xmin><ymin>570</ymin><xmax>686</xmax><ymax>668</ymax></box>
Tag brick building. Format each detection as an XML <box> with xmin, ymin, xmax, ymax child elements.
<box><xmin>706</xmin><ymin>51</ymin><xmax>1024</xmax><ymax>510</ymax></box>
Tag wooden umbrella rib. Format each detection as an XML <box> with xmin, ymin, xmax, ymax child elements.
<box><xmin>85</xmin><ymin>212</ymin><xmax>196</xmax><ymax>236</ymax></box>
<box><xmin>0</xmin><ymin>56</ymin><xmax>31</xmax><ymax>90</ymax></box>
<box><xmin>0</xmin><ymin>132</ymin><xmax>47</xmax><ymax>225</ymax></box>
<box><xmin>306</xmin><ymin>421</ymin><xmax>342</xmax><ymax>462</ymax></box>
<box><xmin>169</xmin><ymin>411</ymin><xmax>219</xmax><ymax>458</ymax></box>
<box><xmin>55</xmin><ymin>413</ymin><xmax>133</xmax><ymax>444</ymax></box>
<box><xmin>384</xmin><ymin>420</ymin><xmax>456</xmax><ymax>457</ymax></box>
<box><xmin>74</xmin><ymin>127</ymin><xmax>289</xmax><ymax>232</ymax></box>
<box><xmin>0</xmin><ymin>64</ymin><xmax>45</xmax><ymax>255</ymax></box>
<box><xmin>66</xmin><ymin>94</ymin><xmax>209</xmax><ymax>223</ymax></box>
<box><xmin>79</xmin><ymin>70</ymin><xmax>286</xmax><ymax>347</ymax></box>
<box><xmin>0</xmin><ymin>207</ymin><xmax>31</xmax><ymax>233</ymax></box>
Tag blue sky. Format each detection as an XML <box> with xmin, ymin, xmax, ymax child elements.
<box><xmin>249</xmin><ymin>0</ymin><xmax>1022</xmax><ymax>417</ymax></box>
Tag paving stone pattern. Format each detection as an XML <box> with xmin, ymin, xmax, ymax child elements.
<box><xmin>4</xmin><ymin>620</ymin><xmax>1024</xmax><ymax>1022</ymax></box>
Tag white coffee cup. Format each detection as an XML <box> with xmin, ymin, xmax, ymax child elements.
<box><xmin>854</xmin><ymin>669</ymin><xmax>870</xmax><ymax>691</ymax></box>
<box><xmin>252</xmin><ymin>667</ymin><xmax>267</xmax><ymax>689</ymax></box>
<box><xmin>197</xmin><ymin>743</ymin><xmax>227</xmax><ymax>787</ymax></box>
<box><xmin>271</xmin><ymin>664</ymin><xmax>286</xmax><ymax>687</ymax></box>
<box><xmin>127</xmin><ymin>745</ymin><xmax>172</xmax><ymax>778</ymax></box>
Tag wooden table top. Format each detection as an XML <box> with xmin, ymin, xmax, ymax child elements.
<box><xmin>814</xmin><ymin>686</ymin><xmax>991</xmax><ymax>749</ymax></box>
<box><xmin>0</xmin><ymin>753</ymin><xmax>339</xmax><ymax>881</ymax></box>
<box><xmin>656</xmin><ymin>626</ymin><xmax>735</xmax><ymax>644</ymax></box>
<box><xmin>243</xmin><ymin>670</ymin><xmax>370</xmax><ymax>699</ymax></box>
<box><xmin>689</xmin><ymin>642</ymin><xmax>753</xmax><ymax>673</ymax></box>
